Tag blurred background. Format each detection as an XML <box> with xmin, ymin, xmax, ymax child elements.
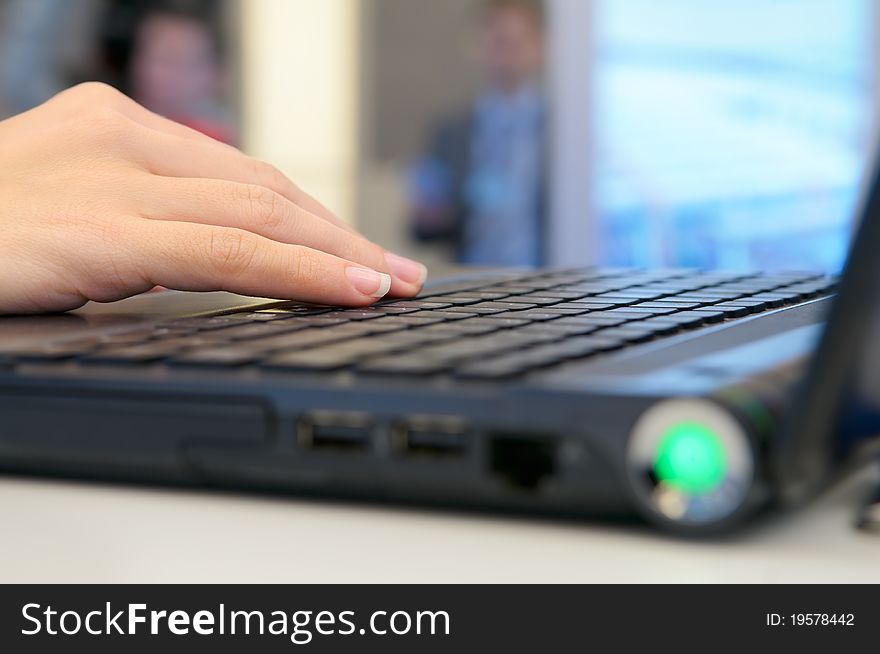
<box><xmin>0</xmin><ymin>0</ymin><xmax>875</xmax><ymax>274</ymax></box>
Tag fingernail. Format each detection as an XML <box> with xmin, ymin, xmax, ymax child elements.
<box><xmin>385</xmin><ymin>252</ymin><xmax>428</xmax><ymax>286</ymax></box>
<box><xmin>346</xmin><ymin>267</ymin><xmax>392</xmax><ymax>298</ymax></box>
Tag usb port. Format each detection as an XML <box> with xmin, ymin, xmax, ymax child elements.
<box><xmin>298</xmin><ymin>411</ymin><xmax>372</xmax><ymax>452</ymax></box>
<box><xmin>392</xmin><ymin>416</ymin><xmax>467</xmax><ymax>458</ymax></box>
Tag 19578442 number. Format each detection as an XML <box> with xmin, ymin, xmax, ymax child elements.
<box><xmin>766</xmin><ymin>614</ymin><xmax>855</xmax><ymax>627</ymax></box>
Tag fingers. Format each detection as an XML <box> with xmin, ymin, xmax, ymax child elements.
<box><xmin>139</xmin><ymin>176</ymin><xmax>426</xmax><ymax>297</ymax></box>
<box><xmin>146</xmin><ymin>130</ymin><xmax>357</xmax><ymax>233</ymax></box>
<box><xmin>125</xmin><ymin>219</ymin><xmax>393</xmax><ymax>306</ymax></box>
<box><xmin>54</xmin><ymin>82</ymin><xmax>357</xmax><ymax>234</ymax></box>
<box><xmin>121</xmin><ymin>104</ymin><xmax>356</xmax><ymax>233</ymax></box>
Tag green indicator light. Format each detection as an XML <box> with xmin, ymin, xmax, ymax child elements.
<box><xmin>654</xmin><ymin>422</ymin><xmax>727</xmax><ymax>494</ymax></box>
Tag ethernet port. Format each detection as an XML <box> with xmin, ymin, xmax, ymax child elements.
<box><xmin>489</xmin><ymin>434</ymin><xmax>557</xmax><ymax>491</ymax></box>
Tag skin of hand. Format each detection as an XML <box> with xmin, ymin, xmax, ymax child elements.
<box><xmin>0</xmin><ymin>82</ymin><xmax>428</xmax><ymax>314</ymax></box>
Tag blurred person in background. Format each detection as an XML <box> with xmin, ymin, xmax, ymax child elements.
<box><xmin>409</xmin><ymin>0</ymin><xmax>547</xmax><ymax>267</ymax></box>
<box><xmin>0</xmin><ymin>0</ymin><xmax>234</xmax><ymax>142</ymax></box>
<box><xmin>122</xmin><ymin>0</ymin><xmax>235</xmax><ymax>143</ymax></box>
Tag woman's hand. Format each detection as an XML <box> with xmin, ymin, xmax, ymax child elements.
<box><xmin>0</xmin><ymin>82</ymin><xmax>427</xmax><ymax>314</ymax></box>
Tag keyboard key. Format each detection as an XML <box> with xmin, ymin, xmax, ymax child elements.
<box><xmin>586</xmin><ymin>296</ymin><xmax>644</xmax><ymax>306</ymax></box>
<box><xmin>506</xmin><ymin>328</ymin><xmax>569</xmax><ymax>344</ymax></box>
<box><xmin>405</xmin><ymin>310</ymin><xmax>478</xmax><ymax>321</ymax></box>
<box><xmin>628</xmin><ymin>319</ymin><xmax>681</xmax><ymax>336</ymax></box>
<box><xmin>380</xmin><ymin>300</ymin><xmax>453</xmax><ymax>310</ymax></box>
<box><xmin>487</xmin><ymin>283</ymin><xmax>557</xmax><ymax>294</ymax></box>
<box><xmin>426</xmin><ymin>295</ymin><xmax>484</xmax><ymax>305</ymax></box>
<box><xmin>552</xmin><ymin>315</ymin><xmax>629</xmax><ymax>328</ymax></box>
<box><xmin>470</xmin><ymin>301</ymin><xmax>539</xmax><ymax>311</ymax></box>
<box><xmin>367</xmin><ymin>315</ymin><xmax>447</xmax><ymax>328</ymax></box>
<box><xmin>719</xmin><ymin>298</ymin><xmax>771</xmax><ymax>311</ymax></box>
<box><xmin>455</xmin><ymin>358</ymin><xmax>528</xmax><ymax>379</ymax></box>
<box><xmin>335</xmin><ymin>339</ymin><xmax>415</xmax><ymax>357</ymax></box>
<box><xmin>557</xmin><ymin>335</ymin><xmax>625</xmax><ymax>352</ymax></box>
<box><xmin>612</xmin><ymin>306</ymin><xmax>677</xmax><ymax>316</ymax></box>
<box><xmin>223</xmin><ymin>311</ymin><xmax>292</xmax><ymax>322</ymax></box>
<box><xmin>358</xmin><ymin>356</ymin><xmax>453</xmax><ymax>376</ymax></box>
<box><xmin>596</xmin><ymin>289</ymin><xmax>666</xmax><ymax>300</ymax></box>
<box><xmin>542</xmin><ymin>290</ymin><xmax>597</xmax><ymax>300</ymax></box>
<box><xmin>634</xmin><ymin>301</ymin><xmax>701</xmax><ymax>310</ymax></box>
<box><xmin>667</xmin><ymin>295</ymin><xmax>727</xmax><ymax>306</ymax></box>
<box><xmin>419</xmin><ymin>320</ymin><xmax>502</xmax><ymax>336</ymax></box>
<box><xmin>523</xmin><ymin>306</ymin><xmax>592</xmax><ymax>316</ymax></box>
<box><xmin>688</xmin><ymin>309</ymin><xmax>725</xmax><ymax>323</ymax></box>
<box><xmin>263</xmin><ymin>355</ymin><xmax>352</xmax><ymax>372</ymax></box>
<box><xmin>3</xmin><ymin>338</ymin><xmax>103</xmax><ymax>362</ymax></box>
<box><xmin>149</xmin><ymin>325</ymin><xmax>200</xmax><ymax>338</ymax></box>
<box><xmin>357</xmin><ymin>321</ymin><xmax>410</xmax><ymax>335</ymax></box>
<box><xmin>520</xmin><ymin>337</ymin><xmax>618</xmax><ymax>361</ymax></box>
<box><xmin>416</xmin><ymin>335</ymin><xmax>535</xmax><ymax>362</ymax></box>
<box><xmin>246</xmin><ymin>327</ymin><xmax>364</xmax><ymax>352</ymax></box>
<box><xmin>586</xmin><ymin>310</ymin><xmax>658</xmax><ymax>322</ymax></box>
<box><xmin>443</xmin><ymin>305</ymin><xmax>510</xmax><ymax>315</ymax></box>
<box><xmin>711</xmin><ymin>303</ymin><xmax>757</xmax><ymax>317</ymax></box>
<box><xmin>746</xmin><ymin>293</ymin><xmax>794</xmax><ymax>308</ymax></box>
<box><xmin>689</xmin><ymin>289</ymin><xmax>745</xmax><ymax>299</ymax></box>
<box><xmin>653</xmin><ymin>311</ymin><xmax>717</xmax><ymax>327</ymax></box>
<box><xmin>212</xmin><ymin>321</ymin><xmax>312</xmax><ymax>341</ymax></box>
<box><xmin>79</xmin><ymin>342</ymin><xmax>186</xmax><ymax>364</ymax></box>
<box><xmin>562</xmin><ymin>302</ymin><xmax>614</xmax><ymax>311</ymax></box>
<box><xmin>556</xmin><ymin>283</ymin><xmax>618</xmax><ymax>294</ymax></box>
<box><xmin>266</xmin><ymin>335</ymin><xmax>414</xmax><ymax>369</ymax></box>
<box><xmin>253</xmin><ymin>306</ymin><xmax>332</xmax><ymax>316</ymax></box>
<box><xmin>438</xmin><ymin>291</ymin><xmax>512</xmax><ymax>301</ymax></box>
<box><xmin>692</xmin><ymin>305</ymin><xmax>747</xmax><ymax>319</ymax></box>
<box><xmin>318</xmin><ymin>310</ymin><xmax>387</xmax><ymax>321</ymax></box>
<box><xmin>500</xmin><ymin>310</ymin><xmax>565</xmax><ymax>322</ymax></box>
<box><xmin>456</xmin><ymin>336</ymin><xmax>620</xmax><ymax>379</ymax></box>
<box><xmin>592</xmin><ymin>327</ymin><xmax>656</xmax><ymax>344</ymax></box>
<box><xmin>156</xmin><ymin>316</ymin><xmax>245</xmax><ymax>331</ymax></box>
<box><xmin>477</xmin><ymin>316</ymin><xmax>532</xmax><ymax>327</ymax></box>
<box><xmin>281</xmin><ymin>316</ymin><xmax>351</xmax><ymax>326</ymax></box>
<box><xmin>367</xmin><ymin>306</ymin><xmax>422</xmax><ymax>315</ymax></box>
<box><xmin>519</xmin><ymin>322</ymin><xmax>600</xmax><ymax>337</ymax></box>
<box><xmin>169</xmin><ymin>347</ymin><xmax>264</xmax><ymax>367</ymax></box>
<box><xmin>98</xmin><ymin>329</ymin><xmax>156</xmax><ymax>345</ymax></box>
<box><xmin>417</xmin><ymin>280</ymin><xmax>506</xmax><ymax>297</ymax></box>
<box><xmin>151</xmin><ymin>335</ymin><xmax>231</xmax><ymax>349</ymax></box>
<box><xmin>777</xmin><ymin>283</ymin><xmax>830</xmax><ymax>299</ymax></box>
<box><xmin>502</xmin><ymin>295</ymin><xmax>563</xmax><ymax>306</ymax></box>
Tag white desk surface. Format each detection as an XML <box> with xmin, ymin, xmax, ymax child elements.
<box><xmin>1</xmin><ymin>464</ymin><xmax>877</xmax><ymax>584</ymax></box>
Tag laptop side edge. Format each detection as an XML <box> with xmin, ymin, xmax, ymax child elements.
<box><xmin>777</xmin><ymin>135</ymin><xmax>880</xmax><ymax>501</ymax></box>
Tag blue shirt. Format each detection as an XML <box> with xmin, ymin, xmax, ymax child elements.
<box><xmin>460</xmin><ymin>85</ymin><xmax>544</xmax><ymax>267</ymax></box>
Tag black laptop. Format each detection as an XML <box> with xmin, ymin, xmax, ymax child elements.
<box><xmin>2</xmin><ymin>165</ymin><xmax>879</xmax><ymax>535</ymax></box>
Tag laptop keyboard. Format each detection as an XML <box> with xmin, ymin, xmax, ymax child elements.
<box><xmin>4</xmin><ymin>269</ymin><xmax>836</xmax><ymax>380</ymax></box>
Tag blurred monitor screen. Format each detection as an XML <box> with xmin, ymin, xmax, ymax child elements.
<box><xmin>592</xmin><ymin>0</ymin><xmax>873</xmax><ymax>272</ymax></box>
